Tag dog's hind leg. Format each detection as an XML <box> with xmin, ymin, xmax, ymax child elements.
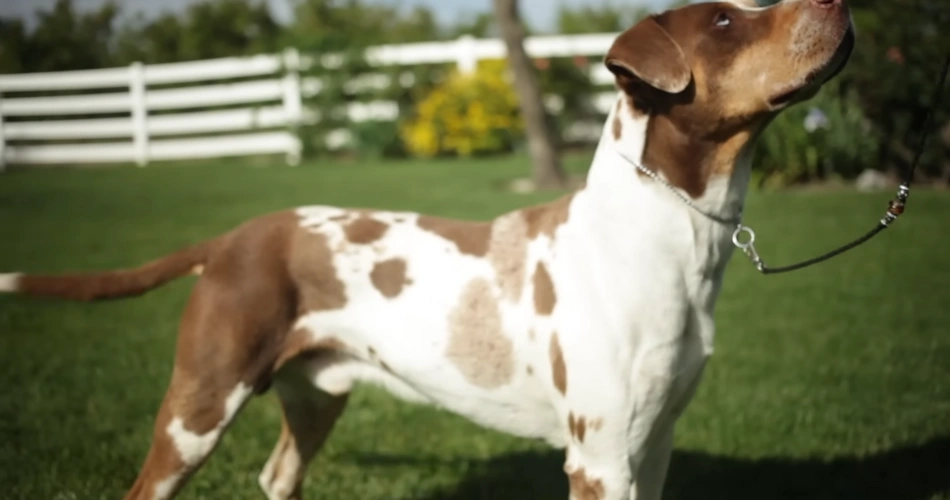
<box><xmin>121</xmin><ymin>224</ymin><xmax>299</xmax><ymax>500</ymax></box>
<box><xmin>120</xmin><ymin>372</ymin><xmax>253</xmax><ymax>500</ymax></box>
<box><xmin>258</xmin><ymin>372</ymin><xmax>349</xmax><ymax>500</ymax></box>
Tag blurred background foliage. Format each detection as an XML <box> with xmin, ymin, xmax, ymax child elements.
<box><xmin>400</xmin><ymin>60</ymin><xmax>523</xmax><ymax>158</ymax></box>
<box><xmin>0</xmin><ymin>0</ymin><xmax>947</xmax><ymax>187</ymax></box>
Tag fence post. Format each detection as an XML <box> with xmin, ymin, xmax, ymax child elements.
<box><xmin>129</xmin><ymin>62</ymin><xmax>149</xmax><ymax>167</ymax></box>
<box><xmin>0</xmin><ymin>92</ymin><xmax>5</xmax><ymax>172</ymax></box>
<box><xmin>456</xmin><ymin>34</ymin><xmax>478</xmax><ymax>75</ymax></box>
<box><xmin>282</xmin><ymin>47</ymin><xmax>303</xmax><ymax>167</ymax></box>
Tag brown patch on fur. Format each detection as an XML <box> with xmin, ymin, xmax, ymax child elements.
<box><xmin>575</xmin><ymin>416</ymin><xmax>587</xmax><ymax>443</ymax></box>
<box><xmin>568</xmin><ymin>467</ymin><xmax>606</xmax><ymax>500</ymax></box>
<box><xmin>344</xmin><ymin>215</ymin><xmax>389</xmax><ymax>244</ymax></box>
<box><xmin>522</xmin><ymin>192</ymin><xmax>575</xmax><ymax>240</ymax></box>
<box><xmin>568</xmin><ymin>412</ymin><xmax>577</xmax><ymax>437</ymax></box>
<box><xmin>445</xmin><ymin>278</ymin><xmax>515</xmax><ymax>388</ymax></box>
<box><xmin>370</xmin><ymin>258</ymin><xmax>411</xmax><ymax>298</ymax></box>
<box><xmin>417</xmin><ymin>215</ymin><xmax>491</xmax><ymax>257</ymax></box>
<box><xmin>589</xmin><ymin>418</ymin><xmax>604</xmax><ymax>432</ymax></box>
<box><xmin>641</xmin><ymin>119</ymin><xmax>758</xmax><ymax>197</ymax></box>
<box><xmin>487</xmin><ymin>213</ymin><xmax>529</xmax><ymax>302</ymax></box>
<box><xmin>290</xmin><ymin>228</ymin><xmax>348</xmax><ymax>312</ymax></box>
<box><xmin>612</xmin><ymin>96</ymin><xmax>624</xmax><ymax>140</ymax></box>
<box><xmin>533</xmin><ymin>262</ymin><xmax>556</xmax><ymax>315</ymax></box>
<box><xmin>550</xmin><ymin>332</ymin><xmax>567</xmax><ymax>395</ymax></box>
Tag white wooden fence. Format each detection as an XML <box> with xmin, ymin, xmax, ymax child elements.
<box><xmin>0</xmin><ymin>33</ymin><xmax>621</xmax><ymax>169</ymax></box>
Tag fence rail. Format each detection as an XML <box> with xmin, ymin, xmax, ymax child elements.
<box><xmin>0</xmin><ymin>32</ymin><xmax>622</xmax><ymax>169</ymax></box>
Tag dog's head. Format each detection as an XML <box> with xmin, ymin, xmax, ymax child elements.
<box><xmin>607</xmin><ymin>0</ymin><xmax>854</xmax><ymax>131</ymax></box>
<box><xmin>604</xmin><ymin>0</ymin><xmax>854</xmax><ymax>194</ymax></box>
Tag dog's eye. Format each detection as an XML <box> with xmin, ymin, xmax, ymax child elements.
<box><xmin>713</xmin><ymin>12</ymin><xmax>732</xmax><ymax>28</ymax></box>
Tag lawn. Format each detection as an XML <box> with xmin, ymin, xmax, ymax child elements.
<box><xmin>1</xmin><ymin>155</ymin><xmax>948</xmax><ymax>500</ymax></box>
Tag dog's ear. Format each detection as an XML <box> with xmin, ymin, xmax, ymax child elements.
<box><xmin>604</xmin><ymin>16</ymin><xmax>691</xmax><ymax>95</ymax></box>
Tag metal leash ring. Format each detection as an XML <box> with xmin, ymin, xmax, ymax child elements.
<box><xmin>732</xmin><ymin>225</ymin><xmax>755</xmax><ymax>249</ymax></box>
<box><xmin>732</xmin><ymin>225</ymin><xmax>765</xmax><ymax>271</ymax></box>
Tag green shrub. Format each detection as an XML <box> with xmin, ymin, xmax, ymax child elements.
<box><xmin>753</xmin><ymin>80</ymin><xmax>880</xmax><ymax>188</ymax></box>
<box><xmin>400</xmin><ymin>60</ymin><xmax>523</xmax><ymax>158</ymax></box>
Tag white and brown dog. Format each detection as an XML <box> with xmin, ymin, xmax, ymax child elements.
<box><xmin>0</xmin><ymin>0</ymin><xmax>854</xmax><ymax>499</ymax></box>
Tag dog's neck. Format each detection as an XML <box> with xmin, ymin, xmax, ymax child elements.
<box><xmin>585</xmin><ymin>94</ymin><xmax>756</xmax><ymax>283</ymax></box>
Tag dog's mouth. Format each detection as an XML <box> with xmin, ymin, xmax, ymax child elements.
<box><xmin>768</xmin><ymin>27</ymin><xmax>855</xmax><ymax>108</ymax></box>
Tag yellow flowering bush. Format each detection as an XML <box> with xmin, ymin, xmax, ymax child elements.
<box><xmin>401</xmin><ymin>59</ymin><xmax>523</xmax><ymax>158</ymax></box>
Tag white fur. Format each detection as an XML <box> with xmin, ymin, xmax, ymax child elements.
<box><xmin>165</xmin><ymin>383</ymin><xmax>251</xmax><ymax>465</ymax></box>
<box><xmin>154</xmin><ymin>384</ymin><xmax>253</xmax><ymax>500</ymax></box>
<box><xmin>258</xmin><ymin>452</ymin><xmax>300</xmax><ymax>500</ymax></box>
<box><xmin>152</xmin><ymin>474</ymin><xmax>180</xmax><ymax>500</ymax></box>
<box><xmin>0</xmin><ymin>273</ymin><xmax>20</xmax><ymax>293</ymax></box>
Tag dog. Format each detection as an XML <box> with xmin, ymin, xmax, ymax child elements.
<box><xmin>0</xmin><ymin>0</ymin><xmax>854</xmax><ymax>498</ymax></box>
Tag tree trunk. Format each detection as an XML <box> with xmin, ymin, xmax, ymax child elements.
<box><xmin>492</xmin><ymin>0</ymin><xmax>567</xmax><ymax>190</ymax></box>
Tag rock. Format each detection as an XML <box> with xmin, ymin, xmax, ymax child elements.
<box><xmin>509</xmin><ymin>178</ymin><xmax>536</xmax><ymax>194</ymax></box>
<box><xmin>855</xmin><ymin>169</ymin><xmax>890</xmax><ymax>192</ymax></box>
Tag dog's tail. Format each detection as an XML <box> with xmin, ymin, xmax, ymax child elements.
<box><xmin>0</xmin><ymin>238</ymin><xmax>220</xmax><ymax>302</ymax></box>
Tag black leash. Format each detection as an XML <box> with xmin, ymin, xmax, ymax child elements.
<box><xmin>734</xmin><ymin>54</ymin><xmax>950</xmax><ymax>274</ymax></box>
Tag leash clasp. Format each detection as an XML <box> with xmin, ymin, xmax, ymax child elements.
<box><xmin>732</xmin><ymin>225</ymin><xmax>765</xmax><ymax>271</ymax></box>
<box><xmin>881</xmin><ymin>183</ymin><xmax>910</xmax><ymax>227</ymax></box>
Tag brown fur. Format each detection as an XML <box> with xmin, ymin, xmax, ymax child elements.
<box><xmin>416</xmin><ymin>215</ymin><xmax>491</xmax><ymax>256</ymax></box>
<box><xmin>488</xmin><ymin>213</ymin><xmax>529</xmax><ymax>302</ymax></box>
<box><xmin>612</xmin><ymin>100</ymin><xmax>624</xmax><ymax>140</ymax></box>
<box><xmin>17</xmin><ymin>238</ymin><xmax>219</xmax><ymax>301</ymax></box>
<box><xmin>575</xmin><ymin>416</ymin><xmax>588</xmax><ymax>443</ymax></box>
<box><xmin>550</xmin><ymin>332</ymin><xmax>567</xmax><ymax>395</ymax></box>
<box><xmin>533</xmin><ymin>262</ymin><xmax>557</xmax><ymax>315</ymax></box>
<box><xmin>589</xmin><ymin>417</ymin><xmax>604</xmax><ymax>432</ymax></box>
<box><xmin>370</xmin><ymin>258</ymin><xmax>411</xmax><ymax>298</ymax></box>
<box><xmin>606</xmin><ymin>16</ymin><xmax>691</xmax><ymax>94</ymax></box>
<box><xmin>343</xmin><ymin>215</ymin><xmax>389</xmax><ymax>244</ymax></box>
<box><xmin>289</xmin><ymin>226</ymin><xmax>348</xmax><ymax>312</ymax></box>
<box><xmin>445</xmin><ymin>278</ymin><xmax>515</xmax><ymax>389</ymax></box>
<box><xmin>568</xmin><ymin>467</ymin><xmax>606</xmax><ymax>500</ymax></box>
<box><xmin>522</xmin><ymin>192</ymin><xmax>575</xmax><ymax>240</ymax></box>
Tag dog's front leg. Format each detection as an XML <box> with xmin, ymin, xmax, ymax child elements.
<box><xmin>561</xmin><ymin>371</ymin><xmax>677</xmax><ymax>500</ymax></box>
<box><xmin>560</xmin><ymin>330</ymin><xmax>687</xmax><ymax>500</ymax></box>
<box><xmin>631</xmin><ymin>319</ymin><xmax>711</xmax><ymax>500</ymax></box>
<box><xmin>628</xmin><ymin>418</ymin><xmax>674</xmax><ymax>500</ymax></box>
<box><xmin>561</xmin><ymin>383</ymin><xmax>635</xmax><ymax>500</ymax></box>
<box><xmin>558</xmin><ymin>341</ymin><xmax>678</xmax><ymax>500</ymax></box>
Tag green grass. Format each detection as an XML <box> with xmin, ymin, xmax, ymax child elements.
<box><xmin>1</xmin><ymin>156</ymin><xmax>949</xmax><ymax>500</ymax></box>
